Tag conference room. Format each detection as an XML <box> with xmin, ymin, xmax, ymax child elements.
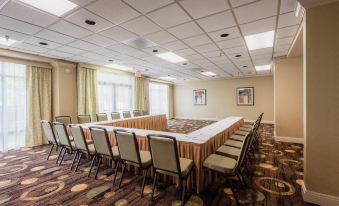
<box><xmin>0</xmin><ymin>0</ymin><xmax>338</xmax><ymax>205</ymax></box>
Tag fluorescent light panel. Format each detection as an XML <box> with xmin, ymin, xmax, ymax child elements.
<box><xmin>255</xmin><ymin>64</ymin><xmax>271</xmax><ymax>71</ymax></box>
<box><xmin>155</xmin><ymin>52</ymin><xmax>187</xmax><ymax>63</ymax></box>
<box><xmin>0</xmin><ymin>36</ymin><xmax>16</xmax><ymax>46</ymax></box>
<box><xmin>18</xmin><ymin>0</ymin><xmax>78</xmax><ymax>16</ymax></box>
<box><xmin>105</xmin><ymin>63</ymin><xmax>133</xmax><ymax>71</ymax></box>
<box><xmin>160</xmin><ymin>76</ymin><xmax>176</xmax><ymax>80</ymax></box>
<box><xmin>201</xmin><ymin>71</ymin><xmax>216</xmax><ymax>77</ymax></box>
<box><xmin>245</xmin><ymin>30</ymin><xmax>275</xmax><ymax>50</ymax></box>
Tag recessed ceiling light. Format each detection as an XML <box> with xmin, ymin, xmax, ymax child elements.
<box><xmin>155</xmin><ymin>52</ymin><xmax>187</xmax><ymax>63</ymax></box>
<box><xmin>18</xmin><ymin>0</ymin><xmax>78</xmax><ymax>17</ymax></box>
<box><xmin>201</xmin><ymin>71</ymin><xmax>216</xmax><ymax>77</ymax></box>
<box><xmin>245</xmin><ymin>30</ymin><xmax>275</xmax><ymax>50</ymax></box>
<box><xmin>0</xmin><ymin>36</ymin><xmax>16</xmax><ymax>46</ymax></box>
<box><xmin>160</xmin><ymin>76</ymin><xmax>176</xmax><ymax>81</ymax></box>
<box><xmin>255</xmin><ymin>64</ymin><xmax>271</xmax><ymax>71</ymax></box>
<box><xmin>243</xmin><ymin>65</ymin><xmax>247</xmax><ymax>68</ymax></box>
<box><xmin>108</xmin><ymin>59</ymin><xmax>113</xmax><ymax>62</ymax></box>
<box><xmin>85</xmin><ymin>19</ymin><xmax>96</xmax><ymax>25</ymax></box>
<box><xmin>183</xmin><ymin>63</ymin><xmax>187</xmax><ymax>65</ymax></box>
<box><xmin>153</xmin><ymin>49</ymin><xmax>158</xmax><ymax>53</ymax></box>
<box><xmin>235</xmin><ymin>54</ymin><xmax>241</xmax><ymax>57</ymax></box>
<box><xmin>105</xmin><ymin>63</ymin><xmax>133</xmax><ymax>71</ymax></box>
<box><xmin>39</xmin><ymin>42</ymin><xmax>48</xmax><ymax>46</ymax></box>
<box><xmin>220</xmin><ymin>33</ymin><xmax>229</xmax><ymax>37</ymax></box>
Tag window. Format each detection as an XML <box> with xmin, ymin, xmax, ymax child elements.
<box><xmin>97</xmin><ymin>71</ymin><xmax>134</xmax><ymax>118</ymax></box>
<box><xmin>149</xmin><ymin>82</ymin><xmax>169</xmax><ymax>116</ymax></box>
<box><xmin>0</xmin><ymin>62</ymin><xmax>26</xmax><ymax>152</ymax></box>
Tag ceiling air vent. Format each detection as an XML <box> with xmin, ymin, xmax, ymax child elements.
<box><xmin>123</xmin><ymin>37</ymin><xmax>157</xmax><ymax>49</ymax></box>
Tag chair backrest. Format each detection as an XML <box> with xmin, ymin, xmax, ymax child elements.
<box><xmin>69</xmin><ymin>125</ymin><xmax>90</xmax><ymax>153</ymax></box>
<box><xmin>142</xmin><ymin>110</ymin><xmax>149</xmax><ymax>116</ymax></box>
<box><xmin>53</xmin><ymin>122</ymin><xmax>72</xmax><ymax>147</ymax></box>
<box><xmin>96</xmin><ymin>113</ymin><xmax>108</xmax><ymax>122</ymax></box>
<box><xmin>78</xmin><ymin>115</ymin><xmax>91</xmax><ymax>124</ymax></box>
<box><xmin>89</xmin><ymin>126</ymin><xmax>114</xmax><ymax>158</ymax></box>
<box><xmin>236</xmin><ymin>131</ymin><xmax>253</xmax><ymax>170</ymax></box>
<box><xmin>133</xmin><ymin>110</ymin><xmax>141</xmax><ymax>117</ymax></box>
<box><xmin>114</xmin><ymin>129</ymin><xmax>141</xmax><ymax>167</ymax></box>
<box><xmin>55</xmin><ymin>116</ymin><xmax>72</xmax><ymax>126</ymax></box>
<box><xmin>111</xmin><ymin>112</ymin><xmax>121</xmax><ymax>120</ymax></box>
<box><xmin>41</xmin><ymin>120</ymin><xmax>58</xmax><ymax>144</ymax></box>
<box><xmin>122</xmin><ymin>111</ymin><xmax>131</xmax><ymax>118</ymax></box>
<box><xmin>147</xmin><ymin>134</ymin><xmax>181</xmax><ymax>177</ymax></box>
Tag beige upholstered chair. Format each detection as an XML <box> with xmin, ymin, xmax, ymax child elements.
<box><xmin>122</xmin><ymin>111</ymin><xmax>131</xmax><ymax>118</ymax></box>
<box><xmin>89</xmin><ymin>126</ymin><xmax>120</xmax><ymax>179</ymax></box>
<box><xmin>114</xmin><ymin>129</ymin><xmax>152</xmax><ymax>195</ymax></box>
<box><xmin>216</xmin><ymin>132</ymin><xmax>253</xmax><ymax>159</ymax></box>
<box><xmin>55</xmin><ymin>116</ymin><xmax>72</xmax><ymax>126</ymax></box>
<box><xmin>111</xmin><ymin>112</ymin><xmax>121</xmax><ymax>120</ymax></box>
<box><xmin>69</xmin><ymin>125</ymin><xmax>96</xmax><ymax>173</ymax></box>
<box><xmin>147</xmin><ymin>134</ymin><xmax>195</xmax><ymax>204</ymax></box>
<box><xmin>53</xmin><ymin>122</ymin><xmax>76</xmax><ymax>165</ymax></box>
<box><xmin>41</xmin><ymin>120</ymin><xmax>59</xmax><ymax>160</ymax></box>
<box><xmin>133</xmin><ymin>110</ymin><xmax>141</xmax><ymax>117</ymax></box>
<box><xmin>142</xmin><ymin>110</ymin><xmax>149</xmax><ymax>116</ymax></box>
<box><xmin>96</xmin><ymin>113</ymin><xmax>108</xmax><ymax>122</ymax></box>
<box><xmin>77</xmin><ymin>115</ymin><xmax>91</xmax><ymax>124</ymax></box>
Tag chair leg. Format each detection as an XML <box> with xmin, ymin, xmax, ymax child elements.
<box><xmin>118</xmin><ymin>163</ymin><xmax>126</xmax><ymax>188</ymax></box>
<box><xmin>55</xmin><ymin>147</ymin><xmax>64</xmax><ymax>164</ymax></box>
<box><xmin>47</xmin><ymin>144</ymin><xmax>54</xmax><ymax>160</ymax></box>
<box><xmin>88</xmin><ymin>155</ymin><xmax>97</xmax><ymax>177</ymax></box>
<box><xmin>229</xmin><ymin>178</ymin><xmax>240</xmax><ymax>206</ymax></box>
<box><xmin>113</xmin><ymin>161</ymin><xmax>121</xmax><ymax>185</ymax></box>
<box><xmin>70</xmin><ymin>150</ymin><xmax>79</xmax><ymax>170</ymax></box>
<box><xmin>140</xmin><ymin>168</ymin><xmax>148</xmax><ymax>197</ymax></box>
<box><xmin>94</xmin><ymin>157</ymin><xmax>102</xmax><ymax>179</ymax></box>
<box><xmin>59</xmin><ymin>148</ymin><xmax>67</xmax><ymax>166</ymax></box>
<box><xmin>75</xmin><ymin>152</ymin><xmax>83</xmax><ymax>172</ymax></box>
<box><xmin>151</xmin><ymin>172</ymin><xmax>158</xmax><ymax>201</ymax></box>
<box><xmin>181</xmin><ymin>179</ymin><xmax>186</xmax><ymax>206</ymax></box>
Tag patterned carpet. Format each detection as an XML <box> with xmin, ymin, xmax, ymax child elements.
<box><xmin>0</xmin><ymin>120</ymin><xmax>307</xmax><ymax>206</ymax></box>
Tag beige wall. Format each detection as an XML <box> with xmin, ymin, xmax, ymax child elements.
<box><xmin>174</xmin><ymin>76</ymin><xmax>274</xmax><ymax>122</ymax></box>
<box><xmin>304</xmin><ymin>1</ymin><xmax>339</xmax><ymax>200</ymax></box>
<box><xmin>274</xmin><ymin>57</ymin><xmax>303</xmax><ymax>138</ymax></box>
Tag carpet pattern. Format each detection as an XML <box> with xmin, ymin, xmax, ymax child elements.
<box><xmin>0</xmin><ymin>120</ymin><xmax>307</xmax><ymax>206</ymax></box>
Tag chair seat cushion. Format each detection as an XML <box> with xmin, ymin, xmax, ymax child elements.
<box><xmin>156</xmin><ymin>157</ymin><xmax>194</xmax><ymax>177</ymax></box>
<box><xmin>216</xmin><ymin>145</ymin><xmax>241</xmax><ymax>158</ymax></box>
<box><xmin>239</xmin><ymin>127</ymin><xmax>252</xmax><ymax>132</ymax></box>
<box><xmin>230</xmin><ymin>135</ymin><xmax>246</xmax><ymax>142</ymax></box>
<box><xmin>224</xmin><ymin>139</ymin><xmax>243</xmax><ymax>148</ymax></box>
<box><xmin>234</xmin><ymin>130</ymin><xmax>249</xmax><ymax>136</ymax></box>
<box><xmin>127</xmin><ymin>151</ymin><xmax>152</xmax><ymax>168</ymax></box>
<box><xmin>203</xmin><ymin>154</ymin><xmax>236</xmax><ymax>174</ymax></box>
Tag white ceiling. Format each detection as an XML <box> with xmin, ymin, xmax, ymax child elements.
<box><xmin>0</xmin><ymin>0</ymin><xmax>303</xmax><ymax>82</ymax></box>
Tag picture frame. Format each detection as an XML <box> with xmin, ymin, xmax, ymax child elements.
<box><xmin>193</xmin><ymin>89</ymin><xmax>206</xmax><ymax>105</ymax></box>
<box><xmin>236</xmin><ymin>87</ymin><xmax>254</xmax><ymax>106</ymax></box>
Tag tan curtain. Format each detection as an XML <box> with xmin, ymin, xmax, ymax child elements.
<box><xmin>134</xmin><ymin>77</ymin><xmax>148</xmax><ymax>112</ymax></box>
<box><xmin>77</xmin><ymin>64</ymin><xmax>98</xmax><ymax>121</ymax></box>
<box><xmin>25</xmin><ymin>65</ymin><xmax>52</xmax><ymax>146</ymax></box>
<box><xmin>168</xmin><ymin>84</ymin><xmax>174</xmax><ymax>119</ymax></box>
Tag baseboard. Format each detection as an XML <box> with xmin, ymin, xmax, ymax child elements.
<box><xmin>274</xmin><ymin>135</ymin><xmax>304</xmax><ymax>144</ymax></box>
<box><xmin>301</xmin><ymin>182</ymin><xmax>339</xmax><ymax>206</ymax></box>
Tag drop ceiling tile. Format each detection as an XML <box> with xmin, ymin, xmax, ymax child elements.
<box><xmin>13</xmin><ymin>42</ymin><xmax>49</xmax><ymax>53</ymax></box>
<box><xmin>208</xmin><ymin>55</ymin><xmax>231</xmax><ymax>64</ymax></box>
<box><xmin>168</xmin><ymin>21</ymin><xmax>203</xmax><ymax>39</ymax></box>
<box><xmin>276</xmin><ymin>25</ymin><xmax>298</xmax><ymax>38</ymax></box>
<box><xmin>273</xmin><ymin>51</ymin><xmax>287</xmax><ymax>57</ymax></box>
<box><xmin>229</xmin><ymin>0</ymin><xmax>256</xmax><ymax>8</ymax></box>
<box><xmin>251</xmin><ymin>53</ymin><xmax>272</xmax><ymax>62</ymax></box>
<box><xmin>87</xmin><ymin>0</ymin><xmax>140</xmax><ymax>24</ymax></box>
<box><xmin>55</xmin><ymin>45</ymin><xmax>86</xmax><ymax>55</ymax></box>
<box><xmin>240</xmin><ymin>16</ymin><xmax>277</xmax><ymax>36</ymax></box>
<box><xmin>174</xmin><ymin>48</ymin><xmax>196</xmax><ymax>56</ymax></box>
<box><xmin>35</xmin><ymin>29</ymin><xmax>75</xmax><ymax>44</ymax></box>
<box><xmin>99</xmin><ymin>26</ymin><xmax>138</xmax><ymax>42</ymax></box>
<box><xmin>280</xmin><ymin>0</ymin><xmax>297</xmax><ymax>14</ymax></box>
<box><xmin>234</xmin><ymin>0</ymin><xmax>278</xmax><ymax>24</ymax></box>
<box><xmin>49</xmin><ymin>20</ymin><xmax>92</xmax><ymax>38</ymax></box>
<box><xmin>249</xmin><ymin>47</ymin><xmax>273</xmax><ymax>56</ymax></box>
<box><xmin>0</xmin><ymin>1</ymin><xmax>59</xmax><ymax>27</ymax></box>
<box><xmin>70</xmin><ymin>0</ymin><xmax>96</xmax><ymax>6</ymax></box>
<box><xmin>197</xmin><ymin>11</ymin><xmax>236</xmax><ymax>32</ymax></box>
<box><xmin>208</xmin><ymin>27</ymin><xmax>241</xmax><ymax>42</ymax></box>
<box><xmin>124</xmin><ymin>0</ymin><xmax>173</xmax><ymax>14</ymax></box>
<box><xmin>68</xmin><ymin>55</ymin><xmax>93</xmax><ymax>62</ymax></box>
<box><xmin>201</xmin><ymin>50</ymin><xmax>221</xmax><ymax>58</ymax></box>
<box><xmin>184</xmin><ymin>53</ymin><xmax>204</xmax><ymax>61</ymax></box>
<box><xmin>223</xmin><ymin>45</ymin><xmax>248</xmax><ymax>54</ymax></box>
<box><xmin>275</xmin><ymin>36</ymin><xmax>294</xmax><ymax>47</ymax></box>
<box><xmin>0</xmin><ymin>28</ymin><xmax>29</xmax><ymax>41</ymax></box>
<box><xmin>65</xmin><ymin>9</ymin><xmax>113</xmax><ymax>32</ymax></box>
<box><xmin>23</xmin><ymin>37</ymin><xmax>61</xmax><ymax>49</ymax></box>
<box><xmin>274</xmin><ymin>44</ymin><xmax>290</xmax><ymax>53</ymax></box>
<box><xmin>278</xmin><ymin>12</ymin><xmax>302</xmax><ymax>28</ymax></box>
<box><xmin>107</xmin><ymin>43</ymin><xmax>137</xmax><ymax>53</ymax></box>
<box><xmin>82</xmin><ymin>34</ymin><xmax>118</xmax><ymax>47</ymax></box>
<box><xmin>147</xmin><ymin>4</ymin><xmax>191</xmax><ymax>28</ymax></box>
<box><xmin>183</xmin><ymin>34</ymin><xmax>212</xmax><ymax>47</ymax></box>
<box><xmin>128</xmin><ymin>50</ymin><xmax>150</xmax><ymax>58</ymax></box>
<box><xmin>143</xmin><ymin>30</ymin><xmax>176</xmax><ymax>45</ymax></box>
<box><xmin>217</xmin><ymin>37</ymin><xmax>245</xmax><ymax>49</ymax></box>
<box><xmin>252</xmin><ymin>57</ymin><xmax>271</xmax><ymax>65</ymax></box>
<box><xmin>162</xmin><ymin>41</ymin><xmax>187</xmax><ymax>51</ymax></box>
<box><xmin>93</xmin><ymin>48</ymin><xmax>120</xmax><ymax>57</ymax></box>
<box><xmin>193</xmin><ymin>43</ymin><xmax>219</xmax><ymax>53</ymax></box>
<box><xmin>0</xmin><ymin>15</ymin><xmax>42</xmax><ymax>35</ymax></box>
<box><xmin>179</xmin><ymin>0</ymin><xmax>229</xmax><ymax>19</ymax></box>
<box><xmin>219</xmin><ymin>63</ymin><xmax>239</xmax><ymax>73</ymax></box>
<box><xmin>68</xmin><ymin>40</ymin><xmax>101</xmax><ymax>51</ymax></box>
<box><xmin>45</xmin><ymin>50</ymin><xmax>74</xmax><ymax>58</ymax></box>
<box><xmin>81</xmin><ymin>52</ymin><xmax>110</xmax><ymax>61</ymax></box>
<box><xmin>120</xmin><ymin>16</ymin><xmax>161</xmax><ymax>36</ymax></box>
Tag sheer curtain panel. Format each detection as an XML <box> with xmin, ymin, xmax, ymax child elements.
<box><xmin>149</xmin><ymin>82</ymin><xmax>169</xmax><ymax>116</ymax></box>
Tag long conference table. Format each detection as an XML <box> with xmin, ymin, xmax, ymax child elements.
<box><xmin>78</xmin><ymin>114</ymin><xmax>244</xmax><ymax>193</ymax></box>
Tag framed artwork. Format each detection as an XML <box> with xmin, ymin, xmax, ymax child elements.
<box><xmin>237</xmin><ymin>87</ymin><xmax>254</xmax><ymax>106</ymax></box>
<box><xmin>193</xmin><ymin>89</ymin><xmax>206</xmax><ymax>105</ymax></box>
